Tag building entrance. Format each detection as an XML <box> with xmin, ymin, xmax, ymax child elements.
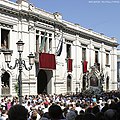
<box><xmin>37</xmin><ymin>70</ymin><xmax>47</xmax><ymax>94</ymax></box>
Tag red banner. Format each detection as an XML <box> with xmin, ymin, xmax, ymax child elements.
<box><xmin>83</xmin><ymin>60</ymin><xmax>88</xmax><ymax>73</ymax></box>
<box><xmin>67</xmin><ymin>58</ymin><xmax>72</xmax><ymax>72</ymax></box>
<box><xmin>39</xmin><ymin>53</ymin><xmax>56</xmax><ymax>70</ymax></box>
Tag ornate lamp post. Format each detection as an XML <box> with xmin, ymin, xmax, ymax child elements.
<box><xmin>3</xmin><ymin>40</ymin><xmax>34</xmax><ymax>105</ymax></box>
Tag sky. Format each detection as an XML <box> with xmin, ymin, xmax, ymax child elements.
<box><xmin>10</xmin><ymin>0</ymin><xmax>120</xmax><ymax>48</ymax></box>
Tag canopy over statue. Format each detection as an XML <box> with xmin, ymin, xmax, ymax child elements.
<box><xmin>82</xmin><ymin>63</ymin><xmax>104</xmax><ymax>95</ymax></box>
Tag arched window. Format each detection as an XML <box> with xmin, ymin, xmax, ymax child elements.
<box><xmin>106</xmin><ymin>76</ymin><xmax>109</xmax><ymax>91</ymax></box>
<box><xmin>67</xmin><ymin>75</ymin><xmax>71</xmax><ymax>92</ymax></box>
<box><xmin>83</xmin><ymin>74</ymin><xmax>86</xmax><ymax>90</ymax></box>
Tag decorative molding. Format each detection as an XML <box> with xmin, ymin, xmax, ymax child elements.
<box><xmin>35</xmin><ymin>22</ymin><xmax>54</xmax><ymax>31</ymax></box>
<box><xmin>54</xmin><ymin>82</ymin><xmax>64</xmax><ymax>84</ymax></box>
<box><xmin>0</xmin><ymin>22</ymin><xmax>13</xmax><ymax>29</ymax></box>
<box><xmin>65</xmin><ymin>39</ymin><xmax>73</xmax><ymax>43</ymax></box>
<box><xmin>22</xmin><ymin>82</ymin><xmax>36</xmax><ymax>84</ymax></box>
<box><xmin>105</xmin><ymin>64</ymin><xmax>110</xmax><ymax>67</ymax></box>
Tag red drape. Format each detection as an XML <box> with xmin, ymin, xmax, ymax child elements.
<box><xmin>67</xmin><ymin>58</ymin><xmax>72</xmax><ymax>72</ymax></box>
<box><xmin>83</xmin><ymin>60</ymin><xmax>88</xmax><ymax>73</ymax></box>
<box><xmin>39</xmin><ymin>53</ymin><xmax>56</xmax><ymax>70</ymax></box>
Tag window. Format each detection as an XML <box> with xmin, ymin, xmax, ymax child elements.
<box><xmin>1</xmin><ymin>29</ymin><xmax>10</xmax><ymax>49</ymax></box>
<box><xmin>41</xmin><ymin>31</ymin><xmax>47</xmax><ymax>53</ymax></box>
<box><xmin>106</xmin><ymin>53</ymin><xmax>109</xmax><ymax>65</ymax></box>
<box><xmin>36</xmin><ymin>35</ymin><xmax>39</xmax><ymax>52</ymax></box>
<box><xmin>117</xmin><ymin>62</ymin><xmax>120</xmax><ymax>82</ymax></box>
<box><xmin>95</xmin><ymin>51</ymin><xmax>98</xmax><ymax>63</ymax></box>
<box><xmin>66</xmin><ymin>44</ymin><xmax>71</xmax><ymax>58</ymax></box>
<box><xmin>82</xmin><ymin>48</ymin><xmax>86</xmax><ymax>61</ymax></box>
<box><xmin>36</xmin><ymin>30</ymin><xmax>53</xmax><ymax>53</ymax></box>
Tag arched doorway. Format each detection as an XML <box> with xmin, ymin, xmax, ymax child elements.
<box><xmin>37</xmin><ymin>70</ymin><xmax>47</xmax><ymax>94</ymax></box>
<box><xmin>83</xmin><ymin>74</ymin><xmax>86</xmax><ymax>90</ymax></box>
<box><xmin>67</xmin><ymin>75</ymin><xmax>71</xmax><ymax>92</ymax></box>
<box><xmin>106</xmin><ymin>76</ymin><xmax>109</xmax><ymax>91</ymax></box>
<box><xmin>1</xmin><ymin>71</ymin><xmax>10</xmax><ymax>95</ymax></box>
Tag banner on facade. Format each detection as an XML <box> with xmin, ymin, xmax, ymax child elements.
<box><xmin>67</xmin><ymin>58</ymin><xmax>73</xmax><ymax>72</ymax></box>
<box><xmin>83</xmin><ymin>60</ymin><xmax>88</xmax><ymax>73</ymax></box>
<box><xmin>39</xmin><ymin>53</ymin><xmax>56</xmax><ymax>70</ymax></box>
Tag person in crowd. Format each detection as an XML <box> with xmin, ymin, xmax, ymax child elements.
<box><xmin>30</xmin><ymin>110</ymin><xmax>38</xmax><ymax>120</ymax></box>
<box><xmin>7</xmin><ymin>104</ymin><xmax>28</xmax><ymax>120</ymax></box>
<box><xmin>0</xmin><ymin>91</ymin><xmax>120</xmax><ymax>120</ymax></box>
<box><xmin>95</xmin><ymin>112</ymin><xmax>105</xmax><ymax>120</ymax></box>
<box><xmin>92</xmin><ymin>105</ymin><xmax>100</xmax><ymax>115</ymax></box>
<box><xmin>6</xmin><ymin>99</ymin><xmax>12</xmax><ymax>111</ymax></box>
<box><xmin>0</xmin><ymin>99</ymin><xmax>6</xmax><ymax>110</ymax></box>
<box><xmin>75</xmin><ymin>114</ymin><xmax>84</xmax><ymax>120</ymax></box>
<box><xmin>82</xmin><ymin>113</ymin><xmax>96</xmax><ymax>120</ymax></box>
<box><xmin>101</xmin><ymin>103</ymin><xmax>109</xmax><ymax>113</ymax></box>
<box><xmin>42</xmin><ymin>103</ymin><xmax>49</xmax><ymax>114</ymax></box>
<box><xmin>79</xmin><ymin>110</ymin><xmax>85</xmax><ymax>115</ymax></box>
<box><xmin>75</xmin><ymin>102</ymin><xmax>82</xmax><ymax>115</ymax></box>
<box><xmin>40</xmin><ymin>112</ymin><xmax>50</xmax><ymax>120</ymax></box>
<box><xmin>48</xmin><ymin>104</ymin><xmax>66</xmax><ymax>120</ymax></box>
<box><xmin>66</xmin><ymin>110</ymin><xmax>77</xmax><ymax>120</ymax></box>
<box><xmin>104</xmin><ymin>109</ymin><xmax>117</xmax><ymax>120</ymax></box>
<box><xmin>29</xmin><ymin>107</ymin><xmax>41</xmax><ymax>120</ymax></box>
<box><xmin>25</xmin><ymin>101</ymin><xmax>32</xmax><ymax>113</ymax></box>
<box><xmin>1</xmin><ymin>110</ymin><xmax>8</xmax><ymax>120</ymax></box>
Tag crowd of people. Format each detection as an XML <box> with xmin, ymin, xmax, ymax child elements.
<box><xmin>0</xmin><ymin>90</ymin><xmax>120</xmax><ymax>120</ymax></box>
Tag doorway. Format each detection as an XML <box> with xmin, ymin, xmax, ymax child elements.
<box><xmin>37</xmin><ymin>70</ymin><xmax>47</xmax><ymax>94</ymax></box>
<box><xmin>67</xmin><ymin>75</ymin><xmax>72</xmax><ymax>92</ymax></box>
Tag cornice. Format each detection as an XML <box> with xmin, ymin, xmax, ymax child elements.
<box><xmin>0</xmin><ymin>3</ymin><xmax>118</xmax><ymax>47</ymax></box>
<box><xmin>0</xmin><ymin>22</ymin><xmax>13</xmax><ymax>29</ymax></box>
<box><xmin>0</xmin><ymin>4</ymin><xmax>19</xmax><ymax>15</ymax></box>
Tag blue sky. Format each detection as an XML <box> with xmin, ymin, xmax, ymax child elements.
<box><xmin>11</xmin><ymin>0</ymin><xmax>120</xmax><ymax>47</ymax></box>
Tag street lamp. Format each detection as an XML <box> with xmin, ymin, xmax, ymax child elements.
<box><xmin>3</xmin><ymin>40</ymin><xmax>34</xmax><ymax>105</ymax></box>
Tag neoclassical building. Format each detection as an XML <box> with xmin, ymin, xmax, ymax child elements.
<box><xmin>0</xmin><ymin>0</ymin><xmax>118</xmax><ymax>96</ymax></box>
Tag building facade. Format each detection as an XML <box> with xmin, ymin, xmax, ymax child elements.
<box><xmin>0</xmin><ymin>0</ymin><xmax>118</xmax><ymax>96</ymax></box>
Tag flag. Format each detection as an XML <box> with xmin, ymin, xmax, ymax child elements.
<box><xmin>56</xmin><ymin>34</ymin><xmax>63</xmax><ymax>56</ymax></box>
<box><xmin>39</xmin><ymin>31</ymin><xmax>47</xmax><ymax>53</ymax></box>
